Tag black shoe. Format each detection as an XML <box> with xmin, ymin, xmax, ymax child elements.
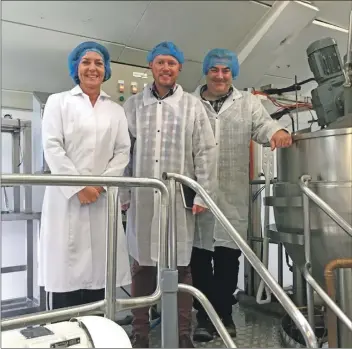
<box><xmin>214</xmin><ymin>317</ymin><xmax>237</xmax><ymax>338</ymax></box>
<box><xmin>193</xmin><ymin>319</ymin><xmax>213</xmax><ymax>343</ymax></box>
<box><xmin>179</xmin><ymin>334</ymin><xmax>195</xmax><ymax>348</ymax></box>
<box><xmin>131</xmin><ymin>334</ymin><xmax>149</xmax><ymax>348</ymax></box>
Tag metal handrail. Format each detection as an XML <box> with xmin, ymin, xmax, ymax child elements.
<box><xmin>163</xmin><ymin>172</ymin><xmax>318</xmax><ymax>348</ymax></box>
<box><xmin>299</xmin><ymin>175</ymin><xmax>352</xmax><ymax>238</ymax></box>
<box><xmin>299</xmin><ymin>175</ymin><xmax>352</xmax><ymax>332</ymax></box>
<box><xmin>1</xmin><ymin>174</ymin><xmax>169</xmax><ymax>331</ymax></box>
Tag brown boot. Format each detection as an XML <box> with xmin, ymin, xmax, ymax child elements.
<box><xmin>131</xmin><ymin>334</ymin><xmax>149</xmax><ymax>348</ymax></box>
<box><xmin>179</xmin><ymin>334</ymin><xmax>195</xmax><ymax>348</ymax></box>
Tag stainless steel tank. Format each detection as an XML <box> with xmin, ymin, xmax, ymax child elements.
<box><xmin>270</xmin><ymin>126</ymin><xmax>352</xmax><ymax>288</ymax></box>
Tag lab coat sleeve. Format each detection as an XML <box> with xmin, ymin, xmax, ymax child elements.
<box><xmin>101</xmin><ymin>109</ymin><xmax>131</xmax><ymax>177</ymax></box>
<box><xmin>42</xmin><ymin>94</ymin><xmax>85</xmax><ymax>199</ymax></box>
<box><xmin>250</xmin><ymin>94</ymin><xmax>289</xmax><ymax>144</ymax></box>
<box><xmin>192</xmin><ymin>102</ymin><xmax>217</xmax><ymax>208</ymax></box>
<box><xmin>119</xmin><ymin>97</ymin><xmax>137</xmax><ymax>205</ymax></box>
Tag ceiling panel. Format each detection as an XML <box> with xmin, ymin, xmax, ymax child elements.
<box><xmin>265</xmin><ymin>22</ymin><xmax>348</xmax><ymax>81</ymax></box>
<box><xmin>1</xmin><ymin>1</ymin><xmax>150</xmax><ymax>45</ymax></box>
<box><xmin>118</xmin><ymin>47</ymin><xmax>149</xmax><ymax>68</ymax></box>
<box><xmin>313</xmin><ymin>1</ymin><xmax>352</xmax><ymax>29</ymax></box>
<box><xmin>2</xmin><ymin>22</ymin><xmax>124</xmax><ymax>93</ymax></box>
<box><xmin>128</xmin><ymin>1</ymin><xmax>269</xmax><ymax>62</ymax></box>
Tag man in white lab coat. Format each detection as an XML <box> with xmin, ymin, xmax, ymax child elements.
<box><xmin>121</xmin><ymin>41</ymin><xmax>217</xmax><ymax>348</ymax></box>
<box><xmin>39</xmin><ymin>41</ymin><xmax>131</xmax><ymax>309</ymax></box>
<box><xmin>191</xmin><ymin>48</ymin><xmax>292</xmax><ymax>342</ymax></box>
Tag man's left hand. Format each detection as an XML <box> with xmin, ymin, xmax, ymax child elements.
<box><xmin>192</xmin><ymin>205</ymin><xmax>207</xmax><ymax>215</ymax></box>
<box><xmin>270</xmin><ymin>130</ymin><xmax>293</xmax><ymax>150</ymax></box>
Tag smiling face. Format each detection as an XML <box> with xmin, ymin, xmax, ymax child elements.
<box><xmin>206</xmin><ymin>64</ymin><xmax>233</xmax><ymax>97</ymax></box>
<box><xmin>78</xmin><ymin>51</ymin><xmax>105</xmax><ymax>89</ymax></box>
<box><xmin>149</xmin><ymin>55</ymin><xmax>181</xmax><ymax>89</ymax></box>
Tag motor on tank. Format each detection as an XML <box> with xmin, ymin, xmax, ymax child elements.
<box><xmin>1</xmin><ymin>316</ymin><xmax>132</xmax><ymax>348</ymax></box>
<box><xmin>306</xmin><ymin>37</ymin><xmax>352</xmax><ymax>128</ymax></box>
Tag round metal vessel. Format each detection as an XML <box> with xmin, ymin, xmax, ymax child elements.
<box><xmin>272</xmin><ymin>127</ymin><xmax>352</xmax><ymax>287</ymax></box>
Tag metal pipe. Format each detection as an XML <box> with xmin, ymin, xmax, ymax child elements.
<box><xmin>302</xmin><ymin>264</ymin><xmax>352</xmax><ymax>333</ymax></box>
<box><xmin>105</xmin><ymin>188</ymin><xmax>118</xmax><ymax>320</ymax></box>
<box><xmin>299</xmin><ymin>175</ymin><xmax>352</xmax><ymax>238</ymax></box>
<box><xmin>1</xmin><ymin>300</ymin><xmax>105</xmax><ymax>331</ymax></box>
<box><xmin>346</xmin><ymin>10</ymin><xmax>352</xmax><ymax>67</ymax></box>
<box><xmin>302</xmin><ymin>176</ymin><xmax>315</xmax><ymax>330</ymax></box>
<box><xmin>256</xmin><ymin>160</ymin><xmax>272</xmax><ymax>304</ymax></box>
<box><xmin>168</xmin><ymin>178</ymin><xmax>177</xmax><ymax>270</ymax></box>
<box><xmin>250</xmin><ymin>179</ymin><xmax>277</xmax><ymax>185</ymax></box>
<box><xmin>324</xmin><ymin>258</ymin><xmax>352</xmax><ymax>348</ymax></box>
<box><xmin>278</xmin><ymin>243</ymin><xmax>283</xmax><ymax>287</ymax></box>
<box><xmin>163</xmin><ymin>172</ymin><xmax>318</xmax><ymax>348</ymax></box>
<box><xmin>178</xmin><ymin>284</ymin><xmax>236</xmax><ymax>348</ymax></box>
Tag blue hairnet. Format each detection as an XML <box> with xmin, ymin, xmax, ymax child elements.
<box><xmin>68</xmin><ymin>41</ymin><xmax>112</xmax><ymax>84</ymax></box>
<box><xmin>203</xmin><ymin>48</ymin><xmax>239</xmax><ymax>79</ymax></box>
<box><xmin>147</xmin><ymin>41</ymin><xmax>185</xmax><ymax>64</ymax></box>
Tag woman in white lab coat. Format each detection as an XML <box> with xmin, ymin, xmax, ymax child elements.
<box><xmin>39</xmin><ymin>41</ymin><xmax>132</xmax><ymax>309</ymax></box>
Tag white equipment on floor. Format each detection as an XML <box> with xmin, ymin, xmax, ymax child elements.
<box><xmin>1</xmin><ymin>315</ymin><xmax>132</xmax><ymax>348</ymax></box>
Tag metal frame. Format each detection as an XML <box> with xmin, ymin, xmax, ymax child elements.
<box><xmin>299</xmin><ymin>175</ymin><xmax>352</xmax><ymax>333</ymax></box>
<box><xmin>0</xmin><ymin>174</ymin><xmax>237</xmax><ymax>348</ymax></box>
<box><xmin>1</xmin><ymin>118</ymin><xmax>45</xmax><ymax>318</ymax></box>
<box><xmin>163</xmin><ymin>172</ymin><xmax>318</xmax><ymax>348</ymax></box>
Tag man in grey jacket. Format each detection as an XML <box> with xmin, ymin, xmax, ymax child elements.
<box><xmin>191</xmin><ymin>48</ymin><xmax>292</xmax><ymax>342</ymax></box>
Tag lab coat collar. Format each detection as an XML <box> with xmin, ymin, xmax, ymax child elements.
<box><xmin>143</xmin><ymin>82</ymin><xmax>184</xmax><ymax>106</ymax></box>
<box><xmin>70</xmin><ymin>85</ymin><xmax>110</xmax><ymax>98</ymax></box>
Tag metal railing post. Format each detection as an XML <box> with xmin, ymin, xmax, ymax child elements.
<box><xmin>105</xmin><ymin>188</ymin><xmax>118</xmax><ymax>320</ymax></box>
<box><xmin>161</xmin><ymin>178</ymin><xmax>179</xmax><ymax>348</ymax></box>
<box><xmin>163</xmin><ymin>172</ymin><xmax>318</xmax><ymax>348</ymax></box>
<box><xmin>301</xmin><ymin>175</ymin><xmax>315</xmax><ymax>330</ymax></box>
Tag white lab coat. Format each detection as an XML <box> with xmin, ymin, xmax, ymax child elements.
<box><xmin>121</xmin><ymin>83</ymin><xmax>217</xmax><ymax>266</ymax></box>
<box><xmin>39</xmin><ymin>85</ymin><xmax>132</xmax><ymax>292</ymax></box>
<box><xmin>193</xmin><ymin>85</ymin><xmax>284</xmax><ymax>251</ymax></box>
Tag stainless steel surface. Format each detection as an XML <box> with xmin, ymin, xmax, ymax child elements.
<box><xmin>163</xmin><ymin>172</ymin><xmax>318</xmax><ymax>348</ymax></box>
<box><xmin>299</xmin><ymin>176</ymin><xmax>352</xmax><ymax>238</ymax></box>
<box><xmin>105</xmin><ymin>188</ymin><xmax>118</xmax><ymax>320</ymax></box>
<box><xmin>267</xmin><ymin>228</ymin><xmax>304</xmax><ymax>245</ymax></box>
<box><xmin>292</xmin><ymin>265</ymin><xmax>307</xmax><ymax>307</ymax></box>
<box><xmin>337</xmin><ymin>268</ymin><xmax>352</xmax><ymax>347</ymax></box>
<box><xmin>179</xmin><ymin>284</ymin><xmax>237</xmax><ymax>348</ymax></box>
<box><xmin>302</xmin><ymin>180</ymin><xmax>315</xmax><ymax>330</ymax></box>
<box><xmin>302</xmin><ymin>265</ymin><xmax>352</xmax><ymax>333</ymax></box>
<box><xmin>271</xmin><ymin>126</ymin><xmax>352</xmax><ymax>287</ymax></box>
<box><xmin>1</xmin><ymin>174</ymin><xmax>169</xmax><ymax>331</ymax></box>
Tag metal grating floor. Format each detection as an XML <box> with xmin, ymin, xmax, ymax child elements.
<box><xmin>122</xmin><ymin>304</ymin><xmax>284</xmax><ymax>348</ymax></box>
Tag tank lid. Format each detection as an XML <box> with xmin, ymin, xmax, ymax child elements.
<box><xmin>292</xmin><ymin>126</ymin><xmax>352</xmax><ymax>141</ymax></box>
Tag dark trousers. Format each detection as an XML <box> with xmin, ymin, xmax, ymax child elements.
<box><xmin>131</xmin><ymin>259</ymin><xmax>193</xmax><ymax>337</ymax></box>
<box><xmin>51</xmin><ymin>289</ymin><xmax>105</xmax><ymax>310</ymax></box>
<box><xmin>190</xmin><ymin>246</ymin><xmax>241</xmax><ymax>322</ymax></box>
